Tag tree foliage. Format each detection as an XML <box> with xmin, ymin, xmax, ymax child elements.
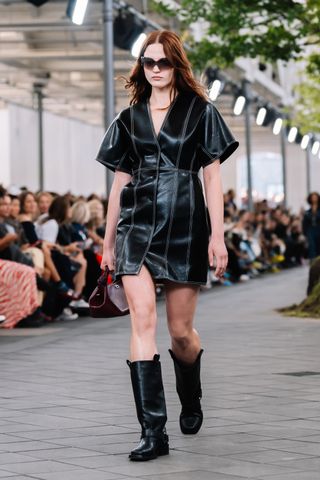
<box><xmin>152</xmin><ymin>0</ymin><xmax>320</xmax><ymax>132</ymax></box>
<box><xmin>153</xmin><ymin>0</ymin><xmax>319</xmax><ymax>71</ymax></box>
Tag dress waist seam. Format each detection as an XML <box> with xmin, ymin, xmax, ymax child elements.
<box><xmin>132</xmin><ymin>167</ymin><xmax>198</xmax><ymax>175</ymax></box>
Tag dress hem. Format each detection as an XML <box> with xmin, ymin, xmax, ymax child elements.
<box><xmin>115</xmin><ymin>271</ymin><xmax>207</xmax><ymax>286</ymax></box>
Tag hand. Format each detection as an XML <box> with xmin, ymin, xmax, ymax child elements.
<box><xmin>101</xmin><ymin>246</ymin><xmax>115</xmax><ymax>271</ymax></box>
<box><xmin>67</xmin><ymin>242</ymin><xmax>81</xmax><ymax>253</ymax></box>
<box><xmin>7</xmin><ymin>232</ymin><xmax>18</xmax><ymax>242</ymax></box>
<box><xmin>208</xmin><ymin>237</ymin><xmax>228</xmax><ymax>279</ymax></box>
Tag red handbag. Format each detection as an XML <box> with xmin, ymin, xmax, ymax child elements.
<box><xmin>89</xmin><ymin>268</ymin><xmax>129</xmax><ymax>318</ymax></box>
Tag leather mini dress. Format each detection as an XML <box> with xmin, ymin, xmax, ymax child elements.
<box><xmin>96</xmin><ymin>91</ymin><xmax>239</xmax><ymax>285</ymax></box>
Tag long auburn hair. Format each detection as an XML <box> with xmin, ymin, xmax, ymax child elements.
<box><xmin>125</xmin><ymin>30</ymin><xmax>207</xmax><ymax>105</ymax></box>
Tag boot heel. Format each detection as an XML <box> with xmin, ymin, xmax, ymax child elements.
<box><xmin>157</xmin><ymin>443</ymin><xmax>169</xmax><ymax>456</ymax></box>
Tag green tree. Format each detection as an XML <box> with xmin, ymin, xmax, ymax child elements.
<box><xmin>153</xmin><ymin>0</ymin><xmax>320</xmax><ymax>132</ymax></box>
<box><xmin>153</xmin><ymin>0</ymin><xmax>319</xmax><ymax>71</ymax></box>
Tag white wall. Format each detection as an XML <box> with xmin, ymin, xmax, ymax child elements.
<box><xmin>8</xmin><ymin>104</ymin><xmax>106</xmax><ymax>196</ymax></box>
<box><xmin>0</xmin><ymin>109</ymin><xmax>10</xmax><ymax>186</ymax></box>
<box><xmin>3</xmin><ymin>104</ymin><xmax>319</xmax><ymax>211</ymax></box>
<box><xmin>220</xmin><ymin>125</ymin><xmax>318</xmax><ymax>213</ymax></box>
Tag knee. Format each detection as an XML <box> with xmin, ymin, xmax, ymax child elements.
<box><xmin>130</xmin><ymin>301</ymin><xmax>156</xmax><ymax>336</ymax></box>
<box><xmin>169</xmin><ymin>324</ymin><xmax>193</xmax><ymax>350</ymax></box>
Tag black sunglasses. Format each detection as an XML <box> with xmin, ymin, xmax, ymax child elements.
<box><xmin>140</xmin><ymin>56</ymin><xmax>173</xmax><ymax>71</ymax></box>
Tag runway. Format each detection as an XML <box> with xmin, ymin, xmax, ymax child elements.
<box><xmin>1</xmin><ymin>265</ymin><xmax>320</xmax><ymax>479</ymax></box>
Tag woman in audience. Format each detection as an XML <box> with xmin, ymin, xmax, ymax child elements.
<box><xmin>37</xmin><ymin>191</ymin><xmax>53</xmax><ymax>215</ymax></box>
<box><xmin>36</xmin><ymin>196</ymin><xmax>88</xmax><ymax>305</ymax></box>
<box><xmin>87</xmin><ymin>198</ymin><xmax>105</xmax><ymax>248</ymax></box>
<box><xmin>70</xmin><ymin>200</ymin><xmax>91</xmax><ymax>244</ymax></box>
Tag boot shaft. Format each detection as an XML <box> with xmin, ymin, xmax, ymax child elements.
<box><xmin>127</xmin><ymin>354</ymin><xmax>167</xmax><ymax>433</ymax></box>
<box><xmin>169</xmin><ymin>349</ymin><xmax>203</xmax><ymax>407</ymax></box>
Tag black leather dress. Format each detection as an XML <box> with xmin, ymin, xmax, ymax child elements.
<box><xmin>96</xmin><ymin>91</ymin><xmax>239</xmax><ymax>285</ymax></box>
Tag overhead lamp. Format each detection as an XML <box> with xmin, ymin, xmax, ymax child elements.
<box><xmin>273</xmin><ymin>117</ymin><xmax>283</xmax><ymax>135</ymax></box>
<box><xmin>288</xmin><ymin>126</ymin><xmax>298</xmax><ymax>143</ymax></box>
<box><xmin>209</xmin><ymin>80</ymin><xmax>222</xmax><ymax>101</ymax></box>
<box><xmin>301</xmin><ymin>134</ymin><xmax>310</xmax><ymax>150</ymax></box>
<box><xmin>114</xmin><ymin>10</ymin><xmax>145</xmax><ymax>51</ymax></box>
<box><xmin>27</xmin><ymin>0</ymin><xmax>49</xmax><ymax>5</ymax></box>
<box><xmin>233</xmin><ymin>95</ymin><xmax>246</xmax><ymax>115</ymax></box>
<box><xmin>205</xmin><ymin>67</ymin><xmax>224</xmax><ymax>101</ymax></box>
<box><xmin>311</xmin><ymin>140</ymin><xmax>320</xmax><ymax>155</ymax></box>
<box><xmin>66</xmin><ymin>0</ymin><xmax>89</xmax><ymax>25</ymax></box>
<box><xmin>131</xmin><ymin>32</ymin><xmax>147</xmax><ymax>58</ymax></box>
<box><xmin>256</xmin><ymin>107</ymin><xmax>267</xmax><ymax>126</ymax></box>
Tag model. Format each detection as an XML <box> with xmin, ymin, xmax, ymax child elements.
<box><xmin>96</xmin><ymin>30</ymin><xmax>239</xmax><ymax>461</ymax></box>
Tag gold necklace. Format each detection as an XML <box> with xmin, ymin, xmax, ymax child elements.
<box><xmin>150</xmin><ymin>104</ymin><xmax>170</xmax><ymax>111</ymax></box>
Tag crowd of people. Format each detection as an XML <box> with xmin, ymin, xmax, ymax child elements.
<box><xmin>0</xmin><ymin>185</ymin><xmax>319</xmax><ymax>328</ymax></box>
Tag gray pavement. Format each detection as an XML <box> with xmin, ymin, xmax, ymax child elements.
<box><xmin>1</xmin><ymin>266</ymin><xmax>320</xmax><ymax>479</ymax></box>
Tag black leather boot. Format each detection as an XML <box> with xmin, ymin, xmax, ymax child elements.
<box><xmin>127</xmin><ymin>354</ymin><xmax>169</xmax><ymax>461</ymax></box>
<box><xmin>169</xmin><ymin>349</ymin><xmax>204</xmax><ymax>435</ymax></box>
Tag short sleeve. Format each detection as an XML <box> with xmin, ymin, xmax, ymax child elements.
<box><xmin>198</xmin><ymin>102</ymin><xmax>239</xmax><ymax>168</ymax></box>
<box><xmin>95</xmin><ymin>115</ymin><xmax>133</xmax><ymax>174</ymax></box>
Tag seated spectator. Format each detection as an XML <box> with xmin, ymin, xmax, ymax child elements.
<box><xmin>36</xmin><ymin>196</ymin><xmax>89</xmax><ymax>308</ymax></box>
<box><xmin>37</xmin><ymin>191</ymin><xmax>53</xmax><ymax>215</ymax></box>
<box><xmin>87</xmin><ymin>198</ymin><xmax>105</xmax><ymax>247</ymax></box>
<box><xmin>70</xmin><ymin>200</ymin><xmax>91</xmax><ymax>244</ymax></box>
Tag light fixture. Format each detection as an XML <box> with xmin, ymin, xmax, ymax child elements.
<box><xmin>301</xmin><ymin>134</ymin><xmax>310</xmax><ymax>150</ymax></box>
<box><xmin>311</xmin><ymin>140</ymin><xmax>320</xmax><ymax>155</ymax></box>
<box><xmin>27</xmin><ymin>0</ymin><xmax>49</xmax><ymax>5</ymax></box>
<box><xmin>114</xmin><ymin>11</ymin><xmax>145</xmax><ymax>51</ymax></box>
<box><xmin>256</xmin><ymin>107</ymin><xmax>267</xmax><ymax>126</ymax></box>
<box><xmin>233</xmin><ymin>95</ymin><xmax>246</xmax><ymax>115</ymax></box>
<box><xmin>66</xmin><ymin>0</ymin><xmax>89</xmax><ymax>25</ymax></box>
<box><xmin>288</xmin><ymin>126</ymin><xmax>298</xmax><ymax>143</ymax></box>
<box><xmin>273</xmin><ymin>117</ymin><xmax>283</xmax><ymax>135</ymax></box>
<box><xmin>209</xmin><ymin>79</ymin><xmax>222</xmax><ymax>101</ymax></box>
<box><xmin>131</xmin><ymin>32</ymin><xmax>147</xmax><ymax>58</ymax></box>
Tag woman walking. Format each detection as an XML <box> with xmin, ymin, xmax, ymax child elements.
<box><xmin>96</xmin><ymin>30</ymin><xmax>239</xmax><ymax>461</ymax></box>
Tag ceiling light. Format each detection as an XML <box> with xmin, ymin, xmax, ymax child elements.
<box><xmin>288</xmin><ymin>127</ymin><xmax>298</xmax><ymax>143</ymax></box>
<box><xmin>233</xmin><ymin>95</ymin><xmax>246</xmax><ymax>115</ymax></box>
<box><xmin>131</xmin><ymin>33</ymin><xmax>147</xmax><ymax>58</ymax></box>
<box><xmin>311</xmin><ymin>140</ymin><xmax>319</xmax><ymax>155</ymax></box>
<box><xmin>273</xmin><ymin>117</ymin><xmax>283</xmax><ymax>135</ymax></box>
<box><xmin>66</xmin><ymin>0</ymin><xmax>89</xmax><ymax>25</ymax></box>
<box><xmin>209</xmin><ymin>80</ymin><xmax>222</xmax><ymax>101</ymax></box>
<box><xmin>301</xmin><ymin>134</ymin><xmax>310</xmax><ymax>150</ymax></box>
<box><xmin>256</xmin><ymin>107</ymin><xmax>267</xmax><ymax>126</ymax></box>
<box><xmin>114</xmin><ymin>11</ymin><xmax>145</xmax><ymax>51</ymax></box>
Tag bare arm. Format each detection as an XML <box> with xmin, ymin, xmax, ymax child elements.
<box><xmin>0</xmin><ymin>232</ymin><xmax>18</xmax><ymax>251</ymax></box>
<box><xmin>101</xmin><ymin>170</ymin><xmax>132</xmax><ymax>270</ymax></box>
<box><xmin>203</xmin><ymin>160</ymin><xmax>228</xmax><ymax>278</ymax></box>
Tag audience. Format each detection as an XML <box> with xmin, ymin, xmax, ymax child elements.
<box><xmin>0</xmin><ymin>183</ymin><xmax>315</xmax><ymax>327</ymax></box>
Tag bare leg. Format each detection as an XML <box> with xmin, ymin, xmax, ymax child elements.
<box><xmin>41</xmin><ymin>244</ymin><xmax>61</xmax><ymax>282</ymax></box>
<box><xmin>122</xmin><ymin>265</ymin><xmax>158</xmax><ymax>361</ymax></box>
<box><xmin>165</xmin><ymin>282</ymin><xmax>203</xmax><ymax>435</ymax></box>
<box><xmin>165</xmin><ymin>282</ymin><xmax>201</xmax><ymax>363</ymax></box>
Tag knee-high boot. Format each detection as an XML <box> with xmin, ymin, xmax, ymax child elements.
<box><xmin>127</xmin><ymin>354</ymin><xmax>169</xmax><ymax>461</ymax></box>
<box><xmin>169</xmin><ymin>349</ymin><xmax>204</xmax><ymax>434</ymax></box>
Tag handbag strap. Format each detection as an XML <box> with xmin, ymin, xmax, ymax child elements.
<box><xmin>97</xmin><ymin>268</ymin><xmax>110</xmax><ymax>286</ymax></box>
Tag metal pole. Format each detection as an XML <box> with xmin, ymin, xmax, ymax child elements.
<box><xmin>103</xmin><ymin>0</ymin><xmax>115</xmax><ymax>196</ymax></box>
<box><xmin>242</xmin><ymin>80</ymin><xmax>253</xmax><ymax>211</ymax></box>
<box><xmin>280</xmin><ymin>127</ymin><xmax>287</xmax><ymax>208</ymax></box>
<box><xmin>34</xmin><ymin>84</ymin><xmax>44</xmax><ymax>191</ymax></box>
<box><xmin>306</xmin><ymin>145</ymin><xmax>311</xmax><ymax>195</ymax></box>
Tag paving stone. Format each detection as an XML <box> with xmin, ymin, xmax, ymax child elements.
<box><xmin>1</xmin><ymin>266</ymin><xmax>320</xmax><ymax>479</ymax></box>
